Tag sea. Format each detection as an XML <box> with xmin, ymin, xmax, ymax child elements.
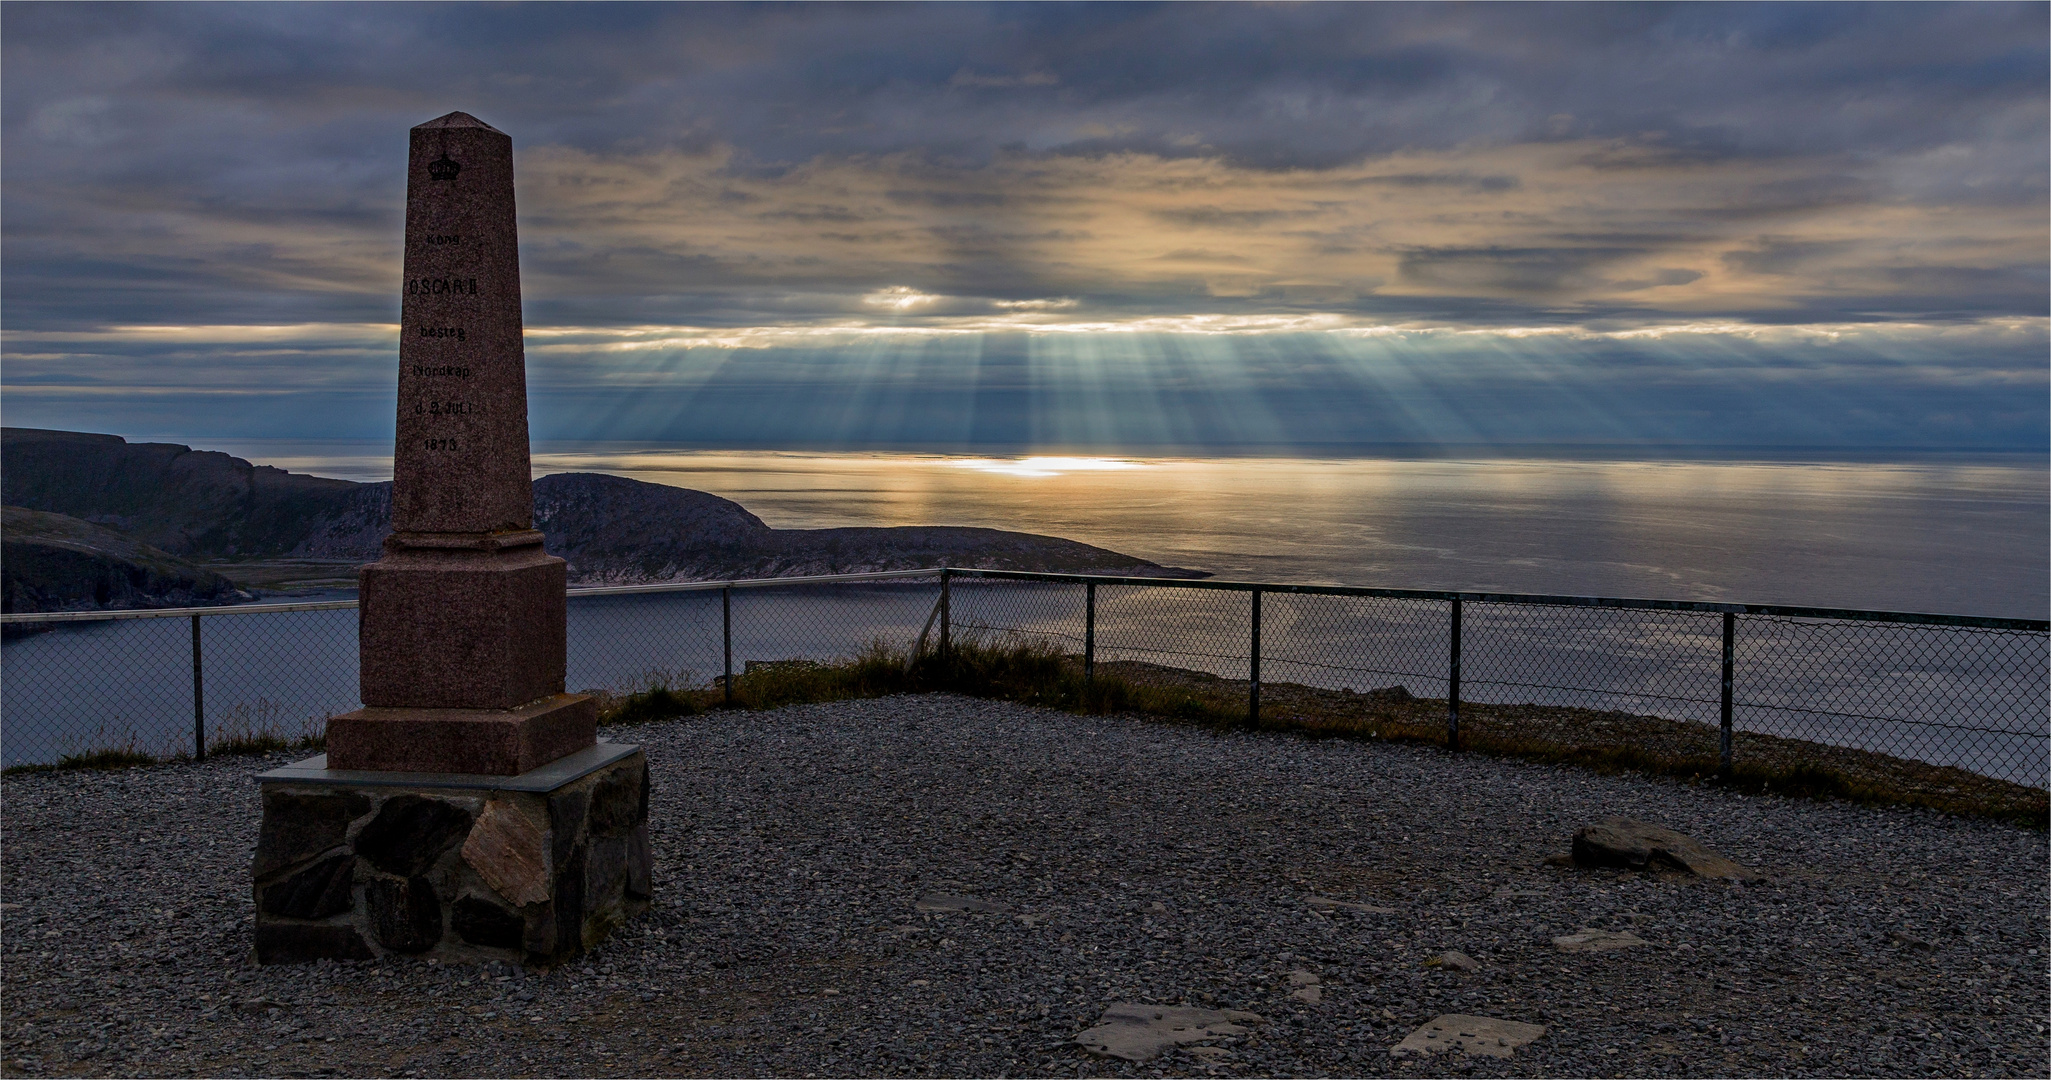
<box><xmin>212</xmin><ymin>441</ymin><xmax>2047</xmax><ymax>618</ymax></box>
<box><xmin>5</xmin><ymin>443</ymin><xmax>2046</xmax><ymax>780</ymax></box>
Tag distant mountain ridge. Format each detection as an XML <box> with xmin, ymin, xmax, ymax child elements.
<box><xmin>0</xmin><ymin>429</ymin><xmax>1205</xmax><ymax>592</ymax></box>
<box><xmin>2</xmin><ymin>428</ymin><xmax>375</xmax><ymax>558</ymax></box>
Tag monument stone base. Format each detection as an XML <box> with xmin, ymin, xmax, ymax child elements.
<box><xmin>251</xmin><ymin>743</ymin><xmax>650</xmax><ymax>967</ymax></box>
<box><xmin>325</xmin><ymin>692</ymin><xmax>597</xmax><ymax>774</ymax></box>
<box><xmin>357</xmin><ymin>533</ymin><xmax>570</xmax><ymax>712</ymax></box>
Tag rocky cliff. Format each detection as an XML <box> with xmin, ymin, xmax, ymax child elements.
<box><xmin>1</xmin><ymin>506</ymin><xmax>252</xmax><ymax>614</ymax></box>
<box><xmin>1</xmin><ymin>429</ymin><xmax>1205</xmax><ymax>587</ymax></box>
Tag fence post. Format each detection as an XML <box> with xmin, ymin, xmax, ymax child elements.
<box><xmin>1248</xmin><ymin>587</ymin><xmax>1262</xmax><ymax>726</ymax></box>
<box><xmin>722</xmin><ymin>585</ymin><xmax>734</xmax><ymax>706</ymax></box>
<box><xmin>939</xmin><ymin>567</ymin><xmax>952</xmax><ymax>667</ymax></box>
<box><xmin>1719</xmin><ymin>611</ymin><xmax>1735</xmax><ymax>775</ymax></box>
<box><xmin>1447</xmin><ymin>597</ymin><xmax>1462</xmax><ymax>751</ymax></box>
<box><xmin>1084</xmin><ymin>580</ymin><xmax>1096</xmax><ymax>688</ymax></box>
<box><xmin>191</xmin><ymin>614</ymin><xmax>206</xmax><ymax>761</ymax></box>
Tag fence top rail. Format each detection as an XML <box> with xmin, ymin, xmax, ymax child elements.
<box><xmin>566</xmin><ymin>567</ymin><xmax>941</xmax><ymax>597</ymax></box>
<box><xmin>0</xmin><ymin>568</ymin><xmax>944</xmax><ymax>624</ymax></box>
<box><xmin>0</xmin><ymin>598</ymin><xmax>361</xmax><ymax>624</ymax></box>
<box><xmin>943</xmin><ymin>568</ymin><xmax>2051</xmax><ymax>632</ymax></box>
<box><xmin>2</xmin><ymin>565</ymin><xmax>2041</xmax><ymax>633</ymax></box>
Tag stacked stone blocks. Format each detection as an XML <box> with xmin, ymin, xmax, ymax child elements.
<box><xmin>253</xmin><ymin>750</ymin><xmax>650</xmax><ymax>967</ymax></box>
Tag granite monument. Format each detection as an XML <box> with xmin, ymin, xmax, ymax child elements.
<box><xmin>330</xmin><ymin>110</ymin><xmax>591</xmax><ymax>773</ymax></box>
<box><xmin>252</xmin><ymin>113</ymin><xmax>649</xmax><ymax>967</ymax></box>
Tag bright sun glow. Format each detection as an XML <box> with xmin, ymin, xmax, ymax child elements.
<box><xmin>950</xmin><ymin>456</ymin><xmax>1145</xmax><ymax>478</ymax></box>
<box><xmin>862</xmin><ymin>286</ymin><xmax>943</xmax><ymax>310</ymax></box>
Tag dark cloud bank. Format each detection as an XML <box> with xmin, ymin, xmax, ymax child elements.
<box><xmin>2</xmin><ymin>3</ymin><xmax>2045</xmax><ymax>451</ymax></box>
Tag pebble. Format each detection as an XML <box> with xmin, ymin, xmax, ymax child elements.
<box><xmin>2</xmin><ymin>693</ymin><xmax>2045</xmax><ymax>1077</ymax></box>
<box><xmin>1434</xmin><ymin>950</ymin><xmax>1482</xmax><ymax>972</ymax></box>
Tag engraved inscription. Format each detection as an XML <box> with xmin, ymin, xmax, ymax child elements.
<box><xmin>407</xmin><ymin>277</ymin><xmax>478</xmax><ymax>296</ymax></box>
<box><xmin>423</xmin><ymin>234</ymin><xmax>461</xmax><ymax>245</ymax></box>
<box><xmin>414</xmin><ymin>400</ymin><xmax>474</xmax><ymax>417</ymax></box>
<box><xmin>418</xmin><ymin>327</ymin><xmax>467</xmax><ymax>341</ymax></box>
<box><xmin>412</xmin><ymin>364</ymin><xmax>472</xmax><ymax>378</ymax></box>
<box><xmin>423</xmin><ymin>438</ymin><xmax>460</xmax><ymax>451</ymax></box>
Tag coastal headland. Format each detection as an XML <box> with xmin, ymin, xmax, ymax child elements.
<box><xmin>0</xmin><ymin>427</ymin><xmax>1203</xmax><ymax>611</ymax></box>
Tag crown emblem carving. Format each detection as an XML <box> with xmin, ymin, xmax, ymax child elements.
<box><xmin>427</xmin><ymin>152</ymin><xmax>461</xmax><ymax>182</ymax></box>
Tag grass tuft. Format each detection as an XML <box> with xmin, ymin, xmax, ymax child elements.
<box><xmin>207</xmin><ymin>699</ymin><xmax>324</xmax><ymax>757</ymax></box>
<box><xmin>605</xmin><ymin>685</ymin><xmax>702</xmax><ymax>726</ymax></box>
<box><xmin>53</xmin><ymin>747</ymin><xmax>159</xmax><ymax>771</ymax></box>
<box><xmin>4</xmin><ymin>720</ymin><xmax>168</xmax><ymax>774</ymax></box>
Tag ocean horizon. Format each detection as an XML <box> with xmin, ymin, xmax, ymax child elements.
<box><xmin>156</xmin><ymin>436</ymin><xmax>2048</xmax><ymax>621</ymax></box>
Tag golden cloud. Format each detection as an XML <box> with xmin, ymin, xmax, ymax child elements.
<box><xmin>511</xmin><ymin>138</ymin><xmax>2045</xmax><ymax>322</ymax></box>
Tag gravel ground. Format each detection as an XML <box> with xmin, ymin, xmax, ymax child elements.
<box><xmin>3</xmin><ymin>694</ymin><xmax>2046</xmax><ymax>1078</ymax></box>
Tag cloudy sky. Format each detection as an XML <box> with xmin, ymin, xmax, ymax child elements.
<box><xmin>3</xmin><ymin>2</ymin><xmax>2045</xmax><ymax>452</ymax></box>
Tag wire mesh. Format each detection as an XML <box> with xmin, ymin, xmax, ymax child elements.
<box><xmin>1461</xmin><ymin>602</ymin><xmax>1726</xmax><ymax>723</ymax></box>
<box><xmin>566</xmin><ymin>589</ymin><xmax>726</xmax><ymax>695</ymax></box>
<box><xmin>947</xmin><ymin>578</ymin><xmax>1084</xmax><ymax>654</ymax></box>
<box><xmin>0</xmin><ymin>608</ymin><xmax>358</xmax><ymax>767</ymax></box>
<box><xmin>725</xmin><ymin>577</ymin><xmax>941</xmax><ymax>675</ymax></box>
<box><xmin>1731</xmin><ymin>615</ymin><xmax>2048</xmax><ymax>786</ymax></box>
<box><xmin>196</xmin><ymin>608</ymin><xmax>359</xmax><ymax>749</ymax></box>
<box><xmin>1261</xmin><ymin>592</ymin><xmax>1449</xmax><ymax>698</ymax></box>
<box><xmin>1092</xmin><ymin>584</ymin><xmax>1254</xmax><ymax>681</ymax></box>
<box><xmin>3</xmin><ymin>617</ymin><xmax>197</xmax><ymax>766</ymax></box>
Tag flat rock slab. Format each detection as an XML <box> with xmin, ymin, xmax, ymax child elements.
<box><xmin>914</xmin><ymin>894</ymin><xmax>1014</xmax><ymax>914</ymax></box>
<box><xmin>1431</xmin><ymin>950</ymin><xmax>1481</xmax><ymax>972</ymax></box>
<box><xmin>1553</xmin><ymin>928</ymin><xmax>1648</xmax><ymax>952</ymax></box>
<box><xmin>1571</xmin><ymin>818</ymin><xmax>1759</xmax><ymax>880</ymax></box>
<box><xmin>1392</xmin><ymin>1014</ymin><xmax>1547</xmax><ymax>1059</ymax></box>
<box><xmin>1305</xmin><ymin>895</ymin><xmax>1396</xmax><ymax>914</ymax></box>
<box><xmin>1075</xmin><ymin>1003</ymin><xmax>1264</xmax><ymax>1062</ymax></box>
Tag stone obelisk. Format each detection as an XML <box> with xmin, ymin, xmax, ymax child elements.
<box><xmin>326</xmin><ymin>111</ymin><xmax>596</xmax><ymax>774</ymax></box>
<box><xmin>252</xmin><ymin>113</ymin><xmax>649</xmax><ymax>968</ymax></box>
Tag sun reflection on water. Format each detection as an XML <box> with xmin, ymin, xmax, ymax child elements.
<box><xmin>949</xmin><ymin>456</ymin><xmax>1145</xmax><ymax>477</ymax></box>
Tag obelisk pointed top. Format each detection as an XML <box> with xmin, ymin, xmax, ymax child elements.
<box><xmin>392</xmin><ymin>108</ymin><xmax>530</xmax><ymax>535</ymax></box>
<box><xmin>414</xmin><ymin>111</ymin><xmax>503</xmax><ymax>133</ymax></box>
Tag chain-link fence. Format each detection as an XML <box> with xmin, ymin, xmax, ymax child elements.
<box><xmin>3</xmin><ymin>567</ymin><xmax>2044</xmax><ymax>786</ymax></box>
<box><xmin>0</xmin><ymin>570</ymin><xmax>945</xmax><ymax>769</ymax></box>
